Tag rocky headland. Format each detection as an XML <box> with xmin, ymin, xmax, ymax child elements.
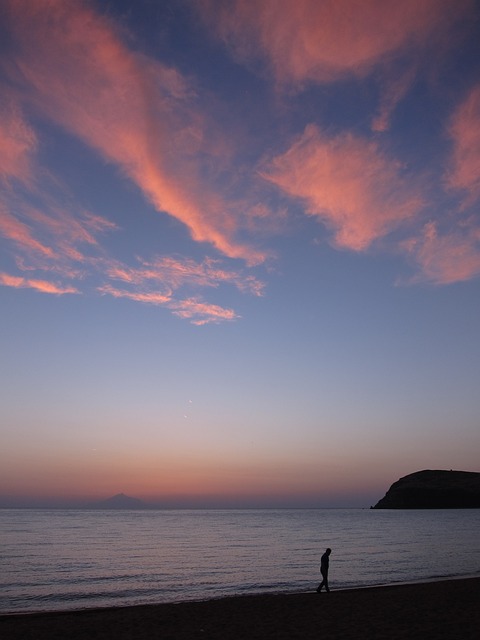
<box><xmin>372</xmin><ymin>469</ymin><xmax>480</xmax><ymax>509</ymax></box>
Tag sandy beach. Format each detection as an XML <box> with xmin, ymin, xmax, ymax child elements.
<box><xmin>1</xmin><ymin>577</ymin><xmax>479</xmax><ymax>639</ymax></box>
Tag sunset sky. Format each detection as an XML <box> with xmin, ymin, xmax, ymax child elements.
<box><xmin>1</xmin><ymin>0</ymin><xmax>479</xmax><ymax>508</ymax></box>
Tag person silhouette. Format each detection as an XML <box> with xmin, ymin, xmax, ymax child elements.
<box><xmin>316</xmin><ymin>547</ymin><xmax>331</xmax><ymax>593</ymax></box>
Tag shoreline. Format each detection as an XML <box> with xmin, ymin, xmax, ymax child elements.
<box><xmin>1</xmin><ymin>577</ymin><xmax>479</xmax><ymax>639</ymax></box>
<box><xmin>3</xmin><ymin>573</ymin><xmax>480</xmax><ymax>618</ymax></box>
<box><xmin>3</xmin><ymin>571</ymin><xmax>480</xmax><ymax>617</ymax></box>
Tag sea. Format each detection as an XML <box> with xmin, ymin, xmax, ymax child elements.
<box><xmin>1</xmin><ymin>508</ymin><xmax>479</xmax><ymax>614</ymax></box>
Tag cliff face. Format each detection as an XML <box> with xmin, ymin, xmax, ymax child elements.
<box><xmin>373</xmin><ymin>470</ymin><xmax>480</xmax><ymax>509</ymax></box>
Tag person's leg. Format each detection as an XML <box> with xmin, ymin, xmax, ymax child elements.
<box><xmin>317</xmin><ymin>572</ymin><xmax>327</xmax><ymax>592</ymax></box>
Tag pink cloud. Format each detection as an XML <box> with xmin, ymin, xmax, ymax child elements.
<box><xmin>371</xmin><ymin>65</ymin><xmax>418</xmax><ymax>132</ymax></box>
<box><xmin>402</xmin><ymin>221</ymin><xmax>480</xmax><ymax>284</ymax></box>
<box><xmin>98</xmin><ymin>284</ymin><xmax>237</xmax><ymax>325</ymax></box>
<box><xmin>170</xmin><ymin>298</ymin><xmax>238</xmax><ymax>325</ymax></box>
<box><xmin>199</xmin><ymin>0</ymin><xmax>471</xmax><ymax>87</ymax></box>
<box><xmin>0</xmin><ymin>89</ymin><xmax>118</xmax><ymax>273</ymax></box>
<box><xmin>0</xmin><ymin>187</ymin><xmax>117</xmax><ymax>278</ymax></box>
<box><xmin>1</xmin><ymin>159</ymin><xmax>259</xmax><ymax>321</ymax></box>
<box><xmin>446</xmin><ymin>84</ymin><xmax>480</xmax><ymax>203</ymax></box>
<box><xmin>401</xmin><ymin>84</ymin><xmax>480</xmax><ymax>285</ymax></box>
<box><xmin>0</xmin><ymin>272</ymin><xmax>78</xmax><ymax>294</ymax></box>
<box><xmin>99</xmin><ymin>253</ymin><xmax>263</xmax><ymax>323</ymax></box>
<box><xmin>0</xmin><ymin>99</ymin><xmax>37</xmax><ymax>183</ymax></box>
<box><xmin>262</xmin><ymin>124</ymin><xmax>423</xmax><ymax>251</ymax></box>
<box><xmin>20</xmin><ymin>203</ymin><xmax>117</xmax><ymax>265</ymax></box>
<box><xmin>97</xmin><ymin>284</ymin><xmax>171</xmax><ymax>306</ymax></box>
<box><xmin>3</xmin><ymin>0</ymin><xmax>266</xmax><ymax>265</ymax></box>
<box><xmin>0</xmin><ymin>205</ymin><xmax>53</xmax><ymax>257</ymax></box>
<box><xmin>108</xmin><ymin>256</ymin><xmax>264</xmax><ymax>296</ymax></box>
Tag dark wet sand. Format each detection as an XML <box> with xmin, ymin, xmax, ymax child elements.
<box><xmin>1</xmin><ymin>577</ymin><xmax>479</xmax><ymax>639</ymax></box>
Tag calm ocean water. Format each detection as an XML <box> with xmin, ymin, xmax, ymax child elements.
<box><xmin>1</xmin><ymin>508</ymin><xmax>479</xmax><ymax>614</ymax></box>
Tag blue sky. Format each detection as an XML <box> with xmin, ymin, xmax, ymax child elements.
<box><xmin>1</xmin><ymin>0</ymin><xmax>479</xmax><ymax>507</ymax></box>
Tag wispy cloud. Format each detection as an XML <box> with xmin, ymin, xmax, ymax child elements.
<box><xmin>0</xmin><ymin>0</ymin><xmax>268</xmax><ymax>322</ymax></box>
<box><xmin>262</xmin><ymin>124</ymin><xmax>423</xmax><ymax>251</ymax></box>
<box><xmin>199</xmin><ymin>0</ymin><xmax>470</xmax><ymax>87</ymax></box>
<box><xmin>97</xmin><ymin>285</ymin><xmax>172</xmax><ymax>307</ymax></box>
<box><xmin>0</xmin><ymin>173</ymin><xmax>117</xmax><ymax>279</ymax></box>
<box><xmin>401</xmin><ymin>221</ymin><xmax>480</xmax><ymax>285</ymax></box>
<box><xmin>169</xmin><ymin>298</ymin><xmax>238</xmax><ymax>325</ymax></box>
<box><xmin>401</xmin><ymin>85</ymin><xmax>480</xmax><ymax>284</ymax></box>
<box><xmin>446</xmin><ymin>84</ymin><xmax>480</xmax><ymax>203</ymax></box>
<box><xmin>262</xmin><ymin>115</ymin><xmax>480</xmax><ymax>285</ymax></box>
<box><xmin>2</xmin><ymin>0</ymin><xmax>267</xmax><ymax>265</ymax></box>
<box><xmin>200</xmin><ymin>0</ymin><xmax>473</xmax><ymax>137</ymax></box>
<box><xmin>0</xmin><ymin>138</ymin><xmax>260</xmax><ymax>323</ymax></box>
<box><xmin>0</xmin><ymin>272</ymin><xmax>78</xmax><ymax>295</ymax></box>
<box><xmin>371</xmin><ymin>65</ymin><xmax>418</xmax><ymax>132</ymax></box>
<box><xmin>2</xmin><ymin>0</ymin><xmax>478</xmax><ymax>311</ymax></box>
<box><xmin>0</xmin><ymin>205</ymin><xmax>53</xmax><ymax>258</ymax></box>
<box><xmin>99</xmin><ymin>254</ymin><xmax>263</xmax><ymax>324</ymax></box>
<box><xmin>0</xmin><ymin>188</ymin><xmax>262</xmax><ymax>320</ymax></box>
<box><xmin>98</xmin><ymin>284</ymin><xmax>238</xmax><ymax>325</ymax></box>
<box><xmin>0</xmin><ymin>83</ymin><xmax>118</xmax><ymax>288</ymax></box>
<box><xmin>107</xmin><ymin>256</ymin><xmax>265</xmax><ymax>297</ymax></box>
<box><xmin>0</xmin><ymin>99</ymin><xmax>37</xmax><ymax>183</ymax></box>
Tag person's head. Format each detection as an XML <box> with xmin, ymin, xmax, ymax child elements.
<box><xmin>326</xmin><ymin>548</ymin><xmax>331</xmax><ymax>555</ymax></box>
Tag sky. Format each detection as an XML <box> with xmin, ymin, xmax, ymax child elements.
<box><xmin>1</xmin><ymin>0</ymin><xmax>480</xmax><ymax>508</ymax></box>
